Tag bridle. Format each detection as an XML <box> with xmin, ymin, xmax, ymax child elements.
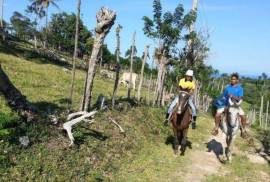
<box><xmin>176</xmin><ymin>90</ymin><xmax>190</xmax><ymax>114</ymax></box>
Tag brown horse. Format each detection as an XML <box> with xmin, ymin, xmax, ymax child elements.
<box><xmin>171</xmin><ymin>91</ymin><xmax>192</xmax><ymax>155</ymax></box>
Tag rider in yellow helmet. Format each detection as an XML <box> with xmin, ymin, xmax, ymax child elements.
<box><xmin>164</xmin><ymin>70</ymin><xmax>197</xmax><ymax>129</ymax></box>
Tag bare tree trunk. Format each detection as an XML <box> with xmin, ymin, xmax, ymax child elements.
<box><xmin>161</xmin><ymin>89</ymin><xmax>166</xmax><ymax>106</ymax></box>
<box><xmin>99</xmin><ymin>47</ymin><xmax>103</xmax><ymax>68</ymax></box>
<box><xmin>0</xmin><ymin>0</ymin><xmax>3</xmax><ymax>28</ymax></box>
<box><xmin>69</xmin><ymin>0</ymin><xmax>81</xmax><ymax>108</ymax></box>
<box><xmin>34</xmin><ymin>35</ymin><xmax>37</xmax><ymax>49</ymax></box>
<box><xmin>260</xmin><ymin>95</ymin><xmax>264</xmax><ymax>127</ymax></box>
<box><xmin>0</xmin><ymin>64</ymin><xmax>36</xmax><ymax>121</ymax></box>
<box><xmin>185</xmin><ymin>0</ymin><xmax>199</xmax><ymax>65</ymax></box>
<box><xmin>0</xmin><ymin>0</ymin><xmax>4</xmax><ymax>41</ymax></box>
<box><xmin>153</xmin><ymin>77</ymin><xmax>158</xmax><ymax>106</ymax></box>
<box><xmin>220</xmin><ymin>80</ymin><xmax>224</xmax><ymax>93</ymax></box>
<box><xmin>217</xmin><ymin>80</ymin><xmax>220</xmax><ymax>92</ymax></box>
<box><xmin>112</xmin><ymin>24</ymin><xmax>121</xmax><ymax>107</ymax></box>
<box><xmin>44</xmin><ymin>7</ymin><xmax>48</xmax><ymax>49</ymax></box>
<box><xmin>253</xmin><ymin>109</ymin><xmax>256</xmax><ymax>125</ymax></box>
<box><xmin>265</xmin><ymin>101</ymin><xmax>269</xmax><ymax>129</ymax></box>
<box><xmin>137</xmin><ymin>45</ymin><xmax>149</xmax><ymax>101</ymax></box>
<box><xmin>127</xmin><ymin>32</ymin><xmax>136</xmax><ymax>99</ymax></box>
<box><xmin>160</xmin><ymin>66</ymin><xmax>167</xmax><ymax>107</ymax></box>
<box><xmin>81</xmin><ymin>7</ymin><xmax>116</xmax><ymax>111</ymax></box>
<box><xmin>79</xmin><ymin>67</ymin><xmax>88</xmax><ymax>111</ymax></box>
<box><xmin>155</xmin><ymin>56</ymin><xmax>167</xmax><ymax>106</ymax></box>
<box><xmin>147</xmin><ymin>74</ymin><xmax>152</xmax><ymax>105</ymax></box>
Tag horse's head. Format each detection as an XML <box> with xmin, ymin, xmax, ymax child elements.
<box><xmin>227</xmin><ymin>98</ymin><xmax>241</xmax><ymax>128</ymax></box>
<box><xmin>176</xmin><ymin>91</ymin><xmax>190</xmax><ymax>114</ymax></box>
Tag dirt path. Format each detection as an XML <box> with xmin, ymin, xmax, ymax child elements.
<box><xmin>182</xmin><ymin>133</ymin><xmax>227</xmax><ymax>181</ymax></box>
<box><xmin>114</xmin><ymin>117</ymin><xmax>270</xmax><ymax>182</ymax></box>
<box><xmin>114</xmin><ymin>128</ymin><xmax>229</xmax><ymax>182</ymax></box>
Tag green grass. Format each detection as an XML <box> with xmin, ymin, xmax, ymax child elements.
<box><xmin>0</xmin><ymin>41</ymin><xmax>160</xmax><ymax>181</ymax></box>
<box><xmin>0</xmin><ymin>40</ymin><xmax>269</xmax><ymax>181</ymax></box>
<box><xmin>205</xmin><ymin>154</ymin><xmax>270</xmax><ymax>182</ymax></box>
<box><xmin>205</xmin><ymin>124</ymin><xmax>270</xmax><ymax>182</ymax></box>
<box><xmin>113</xmin><ymin>113</ymin><xmax>214</xmax><ymax>182</ymax></box>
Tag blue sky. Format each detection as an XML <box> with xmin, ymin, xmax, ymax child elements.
<box><xmin>3</xmin><ymin>0</ymin><xmax>270</xmax><ymax>76</ymax></box>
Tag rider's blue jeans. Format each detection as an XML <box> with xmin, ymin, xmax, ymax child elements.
<box><xmin>167</xmin><ymin>96</ymin><xmax>197</xmax><ymax>117</ymax></box>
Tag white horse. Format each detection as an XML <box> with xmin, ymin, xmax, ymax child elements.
<box><xmin>220</xmin><ymin>98</ymin><xmax>242</xmax><ymax>161</ymax></box>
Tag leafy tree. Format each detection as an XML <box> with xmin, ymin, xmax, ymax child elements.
<box><xmin>142</xmin><ymin>0</ymin><xmax>191</xmax><ymax>106</ymax></box>
<box><xmin>10</xmin><ymin>11</ymin><xmax>36</xmax><ymax>40</ymax></box>
<box><xmin>48</xmin><ymin>12</ymin><xmax>91</xmax><ymax>56</ymax></box>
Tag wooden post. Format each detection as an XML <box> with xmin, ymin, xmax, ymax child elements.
<box><xmin>153</xmin><ymin>78</ymin><xmax>158</xmax><ymax>106</ymax></box>
<box><xmin>69</xmin><ymin>0</ymin><xmax>81</xmax><ymax>108</ymax></box>
<box><xmin>147</xmin><ymin>75</ymin><xmax>152</xmax><ymax>105</ymax></box>
<box><xmin>185</xmin><ymin>0</ymin><xmax>199</xmax><ymax>65</ymax></box>
<box><xmin>137</xmin><ymin>45</ymin><xmax>150</xmax><ymax>101</ymax></box>
<box><xmin>0</xmin><ymin>0</ymin><xmax>4</xmax><ymax>41</ymax></box>
<box><xmin>127</xmin><ymin>32</ymin><xmax>136</xmax><ymax>99</ymax></box>
<box><xmin>0</xmin><ymin>0</ymin><xmax>3</xmax><ymax>29</ymax></box>
<box><xmin>265</xmin><ymin>101</ymin><xmax>269</xmax><ymax>129</ymax></box>
<box><xmin>259</xmin><ymin>95</ymin><xmax>264</xmax><ymax>128</ymax></box>
<box><xmin>112</xmin><ymin>24</ymin><xmax>122</xmax><ymax>107</ymax></box>
<box><xmin>81</xmin><ymin>7</ymin><xmax>116</xmax><ymax>111</ymax></box>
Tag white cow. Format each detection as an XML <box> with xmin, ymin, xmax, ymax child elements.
<box><xmin>120</xmin><ymin>72</ymin><xmax>138</xmax><ymax>90</ymax></box>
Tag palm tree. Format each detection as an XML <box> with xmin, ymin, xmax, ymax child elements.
<box><xmin>29</xmin><ymin>0</ymin><xmax>59</xmax><ymax>48</ymax></box>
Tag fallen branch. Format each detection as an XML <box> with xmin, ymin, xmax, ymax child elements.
<box><xmin>109</xmin><ymin>117</ymin><xmax>125</xmax><ymax>133</ymax></box>
<box><xmin>67</xmin><ymin>111</ymin><xmax>88</xmax><ymax>120</ymax></box>
<box><xmin>63</xmin><ymin>110</ymin><xmax>97</xmax><ymax>146</ymax></box>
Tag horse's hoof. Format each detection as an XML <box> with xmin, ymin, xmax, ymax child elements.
<box><xmin>181</xmin><ymin>141</ymin><xmax>187</xmax><ymax>147</ymax></box>
<box><xmin>219</xmin><ymin>155</ymin><xmax>227</xmax><ymax>163</ymax></box>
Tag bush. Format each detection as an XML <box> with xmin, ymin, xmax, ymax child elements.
<box><xmin>0</xmin><ymin>112</ymin><xmax>18</xmax><ymax>140</ymax></box>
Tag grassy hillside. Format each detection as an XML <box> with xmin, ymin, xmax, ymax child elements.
<box><xmin>0</xmin><ymin>41</ymin><xmax>269</xmax><ymax>181</ymax></box>
<box><xmin>0</xmin><ymin>41</ymin><xmax>166</xmax><ymax>181</ymax></box>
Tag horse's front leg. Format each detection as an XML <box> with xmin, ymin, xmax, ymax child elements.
<box><xmin>180</xmin><ymin>128</ymin><xmax>188</xmax><ymax>155</ymax></box>
<box><xmin>173</xmin><ymin>127</ymin><xmax>179</xmax><ymax>155</ymax></box>
<box><xmin>225</xmin><ymin>134</ymin><xmax>235</xmax><ymax>162</ymax></box>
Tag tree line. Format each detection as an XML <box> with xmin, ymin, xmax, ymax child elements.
<box><xmin>0</xmin><ymin>0</ymin><xmax>219</xmax><ymax>111</ymax></box>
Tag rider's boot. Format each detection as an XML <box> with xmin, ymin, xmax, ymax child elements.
<box><xmin>192</xmin><ymin>116</ymin><xmax>197</xmax><ymax>129</ymax></box>
<box><xmin>163</xmin><ymin>113</ymin><xmax>170</xmax><ymax>126</ymax></box>
<box><xmin>211</xmin><ymin>114</ymin><xmax>221</xmax><ymax>136</ymax></box>
<box><xmin>239</xmin><ymin>115</ymin><xmax>248</xmax><ymax>138</ymax></box>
